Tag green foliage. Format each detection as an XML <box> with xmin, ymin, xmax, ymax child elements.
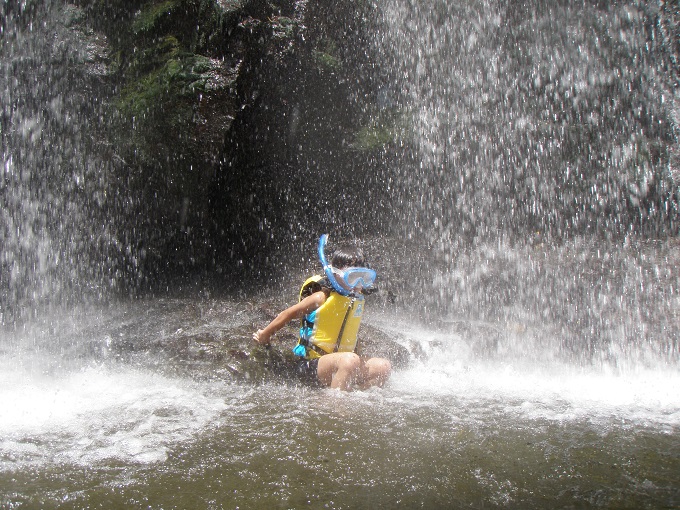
<box><xmin>270</xmin><ymin>16</ymin><xmax>296</xmax><ymax>40</ymax></box>
<box><xmin>117</xmin><ymin>49</ymin><xmax>214</xmax><ymax>119</ymax></box>
<box><xmin>312</xmin><ymin>39</ymin><xmax>341</xmax><ymax>71</ymax></box>
<box><xmin>214</xmin><ymin>0</ymin><xmax>242</xmax><ymax>12</ymax></box>
<box><xmin>351</xmin><ymin>110</ymin><xmax>411</xmax><ymax>150</ymax></box>
<box><xmin>132</xmin><ymin>0</ymin><xmax>182</xmax><ymax>34</ymax></box>
<box><xmin>353</xmin><ymin>123</ymin><xmax>393</xmax><ymax>150</ymax></box>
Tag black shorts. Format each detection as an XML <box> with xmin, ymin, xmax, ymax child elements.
<box><xmin>295</xmin><ymin>358</ymin><xmax>320</xmax><ymax>387</ymax></box>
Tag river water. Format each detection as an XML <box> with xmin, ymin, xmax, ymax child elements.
<box><xmin>1</xmin><ymin>285</ymin><xmax>678</xmax><ymax>509</ymax></box>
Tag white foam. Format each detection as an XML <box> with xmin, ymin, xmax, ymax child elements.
<box><xmin>391</xmin><ymin>360</ymin><xmax>680</xmax><ymax>426</ymax></box>
<box><xmin>376</xmin><ymin>318</ymin><xmax>680</xmax><ymax>427</ymax></box>
<box><xmin>0</xmin><ymin>361</ymin><xmax>238</xmax><ymax>470</ymax></box>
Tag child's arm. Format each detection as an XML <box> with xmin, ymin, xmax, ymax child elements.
<box><xmin>253</xmin><ymin>290</ymin><xmax>327</xmax><ymax>345</ymax></box>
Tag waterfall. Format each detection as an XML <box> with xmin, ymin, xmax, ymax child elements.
<box><xmin>368</xmin><ymin>0</ymin><xmax>679</xmax><ymax>368</ymax></box>
<box><xmin>1</xmin><ymin>4</ymin><xmax>679</xmax><ymax>507</ymax></box>
<box><xmin>1</xmin><ymin>0</ymin><xmax>677</xmax><ymax>366</ymax></box>
<box><xmin>373</xmin><ymin>0</ymin><xmax>678</xmax><ymax>242</ymax></box>
<box><xmin>1</xmin><ymin>2</ymin><xmax>131</xmax><ymax>325</ymax></box>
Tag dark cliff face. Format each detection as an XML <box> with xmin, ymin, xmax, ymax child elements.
<box><xmin>3</xmin><ymin>0</ymin><xmax>678</xmax><ymax>318</ymax></box>
<box><xmin>67</xmin><ymin>0</ymin><xmax>389</xmax><ymax>291</ymax></box>
<box><xmin>0</xmin><ymin>0</ymin><xmax>391</xmax><ymax>320</ymax></box>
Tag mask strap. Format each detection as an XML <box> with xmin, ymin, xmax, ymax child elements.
<box><xmin>318</xmin><ymin>234</ymin><xmax>351</xmax><ymax>296</ymax></box>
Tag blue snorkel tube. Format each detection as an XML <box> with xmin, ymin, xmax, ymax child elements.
<box><xmin>318</xmin><ymin>234</ymin><xmax>352</xmax><ymax>296</ymax></box>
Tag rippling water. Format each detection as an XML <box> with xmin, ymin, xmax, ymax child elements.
<box><xmin>1</xmin><ymin>303</ymin><xmax>678</xmax><ymax>509</ymax></box>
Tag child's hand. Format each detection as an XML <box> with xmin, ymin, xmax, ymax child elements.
<box><xmin>253</xmin><ymin>329</ymin><xmax>270</xmax><ymax>345</ymax></box>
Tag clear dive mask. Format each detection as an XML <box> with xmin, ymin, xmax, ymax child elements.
<box><xmin>318</xmin><ymin>234</ymin><xmax>377</xmax><ymax>296</ymax></box>
<box><xmin>331</xmin><ymin>266</ymin><xmax>377</xmax><ymax>290</ymax></box>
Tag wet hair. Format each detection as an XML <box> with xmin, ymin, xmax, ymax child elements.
<box><xmin>331</xmin><ymin>245</ymin><xmax>366</xmax><ymax>269</ymax></box>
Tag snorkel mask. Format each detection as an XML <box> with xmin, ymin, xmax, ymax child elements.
<box><xmin>318</xmin><ymin>234</ymin><xmax>377</xmax><ymax>297</ymax></box>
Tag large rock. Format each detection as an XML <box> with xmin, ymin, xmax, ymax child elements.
<box><xmin>90</xmin><ymin>297</ymin><xmax>412</xmax><ymax>385</ymax></box>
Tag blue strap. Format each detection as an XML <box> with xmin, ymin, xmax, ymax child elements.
<box><xmin>292</xmin><ymin>344</ymin><xmax>307</xmax><ymax>357</ymax></box>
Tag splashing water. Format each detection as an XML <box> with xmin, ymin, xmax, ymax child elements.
<box><xmin>371</xmin><ymin>0</ymin><xmax>678</xmax><ymax>242</ymax></box>
<box><xmin>1</xmin><ymin>0</ymin><xmax>679</xmax><ymax>508</ymax></box>
<box><xmin>0</xmin><ymin>361</ymin><xmax>238</xmax><ymax>469</ymax></box>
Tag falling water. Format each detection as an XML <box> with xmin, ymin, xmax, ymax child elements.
<box><xmin>368</xmin><ymin>0</ymin><xmax>680</xmax><ymax>371</ymax></box>
<box><xmin>1</xmin><ymin>1</ymin><xmax>126</xmax><ymax>327</ymax></box>
<box><xmin>373</xmin><ymin>0</ymin><xmax>678</xmax><ymax>242</ymax></box>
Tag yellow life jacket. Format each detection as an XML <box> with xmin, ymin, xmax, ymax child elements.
<box><xmin>296</xmin><ymin>275</ymin><xmax>365</xmax><ymax>359</ymax></box>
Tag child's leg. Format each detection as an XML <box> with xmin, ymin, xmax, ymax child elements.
<box><xmin>316</xmin><ymin>352</ymin><xmax>362</xmax><ymax>390</ymax></box>
<box><xmin>358</xmin><ymin>357</ymin><xmax>392</xmax><ymax>389</ymax></box>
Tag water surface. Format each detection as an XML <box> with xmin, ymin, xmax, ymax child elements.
<box><xmin>2</xmin><ymin>304</ymin><xmax>678</xmax><ymax>509</ymax></box>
